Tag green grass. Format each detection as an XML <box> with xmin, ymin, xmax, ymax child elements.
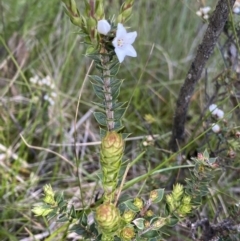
<box><xmin>1</xmin><ymin>0</ymin><xmax>240</xmax><ymax>240</ymax></box>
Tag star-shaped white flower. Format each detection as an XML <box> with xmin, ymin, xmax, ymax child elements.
<box><xmin>97</xmin><ymin>20</ymin><xmax>111</xmax><ymax>35</ymax></box>
<box><xmin>112</xmin><ymin>23</ymin><xmax>137</xmax><ymax>63</ymax></box>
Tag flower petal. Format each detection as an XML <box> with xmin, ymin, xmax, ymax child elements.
<box><xmin>123</xmin><ymin>44</ymin><xmax>137</xmax><ymax>57</ymax></box>
<box><xmin>97</xmin><ymin>20</ymin><xmax>111</xmax><ymax>35</ymax></box>
<box><xmin>116</xmin><ymin>23</ymin><xmax>127</xmax><ymax>37</ymax></box>
<box><xmin>125</xmin><ymin>31</ymin><xmax>137</xmax><ymax>45</ymax></box>
<box><xmin>114</xmin><ymin>47</ymin><xmax>126</xmax><ymax>63</ymax></box>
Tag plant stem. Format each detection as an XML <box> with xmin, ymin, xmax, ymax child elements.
<box><xmin>101</xmin><ymin>53</ymin><xmax>114</xmax><ymax>131</ymax></box>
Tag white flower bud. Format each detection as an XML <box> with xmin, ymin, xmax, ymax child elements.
<box><xmin>216</xmin><ymin>109</ymin><xmax>224</xmax><ymax>119</ymax></box>
<box><xmin>209</xmin><ymin>104</ymin><xmax>218</xmax><ymax>115</ymax></box>
<box><xmin>97</xmin><ymin>20</ymin><xmax>111</xmax><ymax>35</ymax></box>
<box><xmin>212</xmin><ymin>123</ymin><xmax>221</xmax><ymax>133</ymax></box>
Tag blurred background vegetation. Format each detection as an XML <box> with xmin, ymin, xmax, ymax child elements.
<box><xmin>2</xmin><ymin>0</ymin><xmax>240</xmax><ymax>240</ymax></box>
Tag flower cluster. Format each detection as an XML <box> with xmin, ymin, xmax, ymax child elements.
<box><xmin>196</xmin><ymin>6</ymin><xmax>211</xmax><ymax>20</ymax></box>
<box><xmin>209</xmin><ymin>104</ymin><xmax>224</xmax><ymax>133</ymax></box>
<box><xmin>209</xmin><ymin>104</ymin><xmax>224</xmax><ymax>119</ymax></box>
<box><xmin>97</xmin><ymin>20</ymin><xmax>137</xmax><ymax>63</ymax></box>
<box><xmin>30</xmin><ymin>75</ymin><xmax>57</xmax><ymax>106</ymax></box>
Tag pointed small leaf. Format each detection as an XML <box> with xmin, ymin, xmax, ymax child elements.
<box><xmin>89</xmin><ymin>75</ymin><xmax>104</xmax><ymax>84</ymax></box>
<box><xmin>113</xmin><ymin>120</ymin><xmax>124</xmax><ymax>131</ymax></box>
<box><xmin>122</xmin><ymin>133</ymin><xmax>131</xmax><ymax>140</ymax></box>
<box><xmin>91</xmin><ymin>83</ymin><xmax>105</xmax><ymax>100</ymax></box>
<box><xmin>80</xmin><ymin>212</ymin><xmax>88</xmax><ymax>226</ymax></box>
<box><xmin>110</xmin><ymin>61</ymin><xmax>120</xmax><ymax>75</ymax></box>
<box><xmin>114</xmin><ymin>108</ymin><xmax>126</xmax><ymax>120</ymax></box>
<box><xmin>112</xmin><ymin>101</ymin><xmax>127</xmax><ymax>110</ymax></box>
<box><xmin>111</xmin><ymin>80</ymin><xmax>123</xmax><ymax>98</ymax></box>
<box><xmin>93</xmin><ymin>112</ymin><xmax>107</xmax><ymax>126</ymax></box>
<box><xmin>91</xmin><ymin>101</ymin><xmax>105</xmax><ymax>109</ymax></box>
<box><xmin>100</xmin><ymin>128</ymin><xmax>107</xmax><ymax>139</ymax></box>
<box><xmin>69</xmin><ymin>205</ymin><xmax>77</xmax><ymax>219</ymax></box>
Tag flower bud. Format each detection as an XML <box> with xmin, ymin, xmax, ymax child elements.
<box><xmin>43</xmin><ymin>184</ymin><xmax>56</xmax><ymax>205</ymax></box>
<box><xmin>95</xmin><ymin>203</ymin><xmax>121</xmax><ymax>234</ymax></box>
<box><xmin>149</xmin><ymin>190</ymin><xmax>158</xmax><ymax>202</ymax></box>
<box><xmin>117</xmin><ymin>0</ymin><xmax>134</xmax><ymax>23</ymax></box>
<box><xmin>95</xmin><ymin>0</ymin><xmax>105</xmax><ymax>20</ymax></box>
<box><xmin>97</xmin><ymin>20</ymin><xmax>111</xmax><ymax>35</ymax></box>
<box><xmin>122</xmin><ymin>210</ymin><xmax>135</xmax><ymax>223</ymax></box>
<box><xmin>144</xmin><ymin>220</ymin><xmax>150</xmax><ymax>228</ymax></box>
<box><xmin>101</xmin><ymin>131</ymin><xmax>124</xmax><ymax>158</ymax></box>
<box><xmin>120</xmin><ymin>226</ymin><xmax>135</xmax><ymax>240</ymax></box>
<box><xmin>133</xmin><ymin>197</ymin><xmax>144</xmax><ymax>210</ymax></box>
<box><xmin>152</xmin><ymin>218</ymin><xmax>166</xmax><ymax>229</ymax></box>
<box><xmin>211</xmin><ymin>123</ymin><xmax>221</xmax><ymax>133</ymax></box>
<box><xmin>228</xmin><ymin>149</ymin><xmax>236</xmax><ymax>159</ymax></box>
<box><xmin>146</xmin><ymin>210</ymin><xmax>154</xmax><ymax>217</ymax></box>
<box><xmin>235</xmin><ymin>131</ymin><xmax>240</xmax><ymax>138</ymax></box>
<box><xmin>32</xmin><ymin>204</ymin><xmax>53</xmax><ymax>217</ymax></box>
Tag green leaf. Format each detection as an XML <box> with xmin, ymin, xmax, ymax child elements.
<box><xmin>93</xmin><ymin>112</ymin><xmax>107</xmax><ymax>126</ymax></box>
<box><xmin>141</xmin><ymin>230</ymin><xmax>159</xmax><ymax>238</ymax></box>
<box><xmin>91</xmin><ymin>82</ymin><xmax>105</xmax><ymax>100</ymax></box>
<box><xmin>91</xmin><ymin>101</ymin><xmax>105</xmax><ymax>109</ymax></box>
<box><xmin>109</xmin><ymin>61</ymin><xmax>120</xmax><ymax>75</ymax></box>
<box><xmin>100</xmin><ymin>128</ymin><xmax>107</xmax><ymax>139</ymax></box>
<box><xmin>44</xmin><ymin>209</ymin><xmax>56</xmax><ymax>220</ymax></box>
<box><xmin>57</xmin><ymin>214</ymin><xmax>69</xmax><ymax>222</ymax></box>
<box><xmin>121</xmin><ymin>133</ymin><xmax>131</xmax><ymax>140</ymax></box>
<box><xmin>86</xmin><ymin>53</ymin><xmax>101</xmax><ymax>62</ymax></box>
<box><xmin>167</xmin><ymin>216</ymin><xmax>179</xmax><ymax>227</ymax></box>
<box><xmin>132</xmin><ymin>218</ymin><xmax>145</xmax><ymax>230</ymax></box>
<box><xmin>111</xmin><ymin>80</ymin><xmax>123</xmax><ymax>99</ymax></box>
<box><xmin>69</xmin><ymin>205</ymin><xmax>77</xmax><ymax>219</ymax></box>
<box><xmin>112</xmin><ymin>101</ymin><xmax>127</xmax><ymax>110</ymax></box>
<box><xmin>114</xmin><ymin>108</ymin><xmax>126</xmax><ymax>120</ymax></box>
<box><xmin>55</xmin><ymin>192</ymin><xmax>64</xmax><ymax>204</ymax></box>
<box><xmin>80</xmin><ymin>211</ymin><xmax>88</xmax><ymax>226</ymax></box>
<box><xmin>89</xmin><ymin>75</ymin><xmax>104</xmax><ymax>84</ymax></box>
<box><xmin>113</xmin><ymin>120</ymin><xmax>124</xmax><ymax>131</ymax></box>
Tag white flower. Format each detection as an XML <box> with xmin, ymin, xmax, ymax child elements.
<box><xmin>196</xmin><ymin>6</ymin><xmax>211</xmax><ymax>19</ymax></box>
<box><xmin>97</xmin><ymin>20</ymin><xmax>111</xmax><ymax>35</ymax></box>
<box><xmin>212</xmin><ymin>123</ymin><xmax>221</xmax><ymax>133</ymax></box>
<box><xmin>201</xmin><ymin>6</ymin><xmax>211</xmax><ymax>15</ymax></box>
<box><xmin>215</xmin><ymin>109</ymin><xmax>224</xmax><ymax>119</ymax></box>
<box><xmin>209</xmin><ymin>104</ymin><xmax>224</xmax><ymax>119</ymax></box>
<box><xmin>209</xmin><ymin>104</ymin><xmax>218</xmax><ymax>115</ymax></box>
<box><xmin>112</xmin><ymin>23</ymin><xmax>137</xmax><ymax>63</ymax></box>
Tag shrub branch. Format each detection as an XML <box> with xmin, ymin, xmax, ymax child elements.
<box><xmin>169</xmin><ymin>0</ymin><xmax>235</xmax><ymax>152</ymax></box>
